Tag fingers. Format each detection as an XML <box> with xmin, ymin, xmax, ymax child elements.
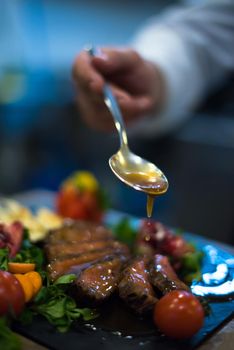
<box><xmin>91</xmin><ymin>48</ymin><xmax>140</xmax><ymax>75</ymax></box>
<box><xmin>76</xmin><ymin>91</ymin><xmax>115</xmax><ymax>131</ymax></box>
<box><xmin>72</xmin><ymin>47</ymin><xmax>160</xmax><ymax>132</ymax></box>
<box><xmin>110</xmin><ymin>84</ymin><xmax>154</xmax><ymax>123</ymax></box>
<box><xmin>72</xmin><ymin>50</ymin><xmax>114</xmax><ymax>131</ymax></box>
<box><xmin>72</xmin><ymin>48</ymin><xmax>139</xmax><ymax>93</ymax></box>
<box><xmin>72</xmin><ymin>51</ymin><xmax>104</xmax><ymax>94</ymax></box>
<box><xmin>77</xmin><ymin>82</ymin><xmax>154</xmax><ymax>132</ymax></box>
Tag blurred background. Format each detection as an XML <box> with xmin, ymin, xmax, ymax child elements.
<box><xmin>0</xmin><ymin>0</ymin><xmax>234</xmax><ymax>244</ymax></box>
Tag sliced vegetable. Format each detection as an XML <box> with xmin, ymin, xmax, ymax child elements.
<box><xmin>8</xmin><ymin>262</ymin><xmax>35</xmax><ymax>274</ymax></box>
<box><xmin>153</xmin><ymin>290</ymin><xmax>204</xmax><ymax>339</ymax></box>
<box><xmin>0</xmin><ymin>270</ymin><xmax>25</xmax><ymax>317</ymax></box>
<box><xmin>25</xmin><ymin>271</ymin><xmax>42</xmax><ymax>296</ymax></box>
<box><xmin>14</xmin><ymin>274</ymin><xmax>34</xmax><ymax>303</ymax></box>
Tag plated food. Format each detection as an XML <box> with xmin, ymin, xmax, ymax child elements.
<box><xmin>45</xmin><ymin>219</ymin><xmax>191</xmax><ymax>312</ymax></box>
<box><xmin>0</xmin><ymin>217</ymin><xmax>206</xmax><ymax>344</ymax></box>
<box><xmin>1</xmin><ymin>170</ymin><xmax>224</xmax><ymax>349</ymax></box>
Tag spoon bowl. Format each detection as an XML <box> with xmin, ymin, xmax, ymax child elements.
<box><xmin>109</xmin><ymin>148</ymin><xmax>168</xmax><ymax>195</ymax></box>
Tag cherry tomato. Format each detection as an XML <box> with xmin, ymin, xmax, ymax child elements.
<box><xmin>0</xmin><ymin>270</ymin><xmax>25</xmax><ymax>317</ymax></box>
<box><xmin>56</xmin><ymin>187</ymin><xmax>102</xmax><ymax>222</ymax></box>
<box><xmin>154</xmin><ymin>290</ymin><xmax>204</xmax><ymax>339</ymax></box>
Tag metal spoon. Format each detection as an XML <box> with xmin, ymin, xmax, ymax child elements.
<box><xmin>86</xmin><ymin>46</ymin><xmax>169</xmax><ymax>201</ymax></box>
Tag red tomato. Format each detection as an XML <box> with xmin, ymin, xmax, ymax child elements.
<box><xmin>56</xmin><ymin>188</ymin><xmax>102</xmax><ymax>223</ymax></box>
<box><xmin>56</xmin><ymin>188</ymin><xmax>77</xmax><ymax>214</ymax></box>
<box><xmin>66</xmin><ymin>200</ymin><xmax>88</xmax><ymax>220</ymax></box>
<box><xmin>81</xmin><ymin>191</ymin><xmax>97</xmax><ymax>210</ymax></box>
<box><xmin>0</xmin><ymin>270</ymin><xmax>25</xmax><ymax>317</ymax></box>
<box><xmin>154</xmin><ymin>290</ymin><xmax>204</xmax><ymax>339</ymax></box>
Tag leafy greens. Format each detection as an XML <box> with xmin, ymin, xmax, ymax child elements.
<box><xmin>19</xmin><ymin>273</ymin><xmax>98</xmax><ymax>333</ymax></box>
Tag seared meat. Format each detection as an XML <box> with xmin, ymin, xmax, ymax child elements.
<box><xmin>118</xmin><ymin>257</ymin><xmax>158</xmax><ymax>314</ymax></box>
<box><xmin>48</xmin><ymin>245</ymin><xmax>129</xmax><ymax>281</ymax></box>
<box><xmin>149</xmin><ymin>254</ymin><xmax>190</xmax><ymax>295</ymax></box>
<box><xmin>46</xmin><ymin>220</ymin><xmax>130</xmax><ymax>304</ymax></box>
<box><xmin>47</xmin><ymin>220</ymin><xmax>113</xmax><ymax>245</ymax></box>
<box><xmin>75</xmin><ymin>257</ymin><xmax>123</xmax><ymax>303</ymax></box>
<box><xmin>46</xmin><ymin>240</ymin><xmax>127</xmax><ymax>261</ymax></box>
<box><xmin>46</xmin><ymin>220</ymin><xmax>190</xmax><ymax>309</ymax></box>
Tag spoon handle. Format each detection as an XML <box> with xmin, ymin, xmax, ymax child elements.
<box><xmin>86</xmin><ymin>46</ymin><xmax>128</xmax><ymax>149</ymax></box>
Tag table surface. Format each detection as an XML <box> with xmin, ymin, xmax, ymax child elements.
<box><xmin>10</xmin><ymin>190</ymin><xmax>234</xmax><ymax>350</ymax></box>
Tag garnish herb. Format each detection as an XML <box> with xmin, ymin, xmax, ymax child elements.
<box><xmin>12</xmin><ymin>230</ymin><xmax>44</xmax><ymax>271</ymax></box>
<box><xmin>54</xmin><ymin>274</ymin><xmax>77</xmax><ymax>285</ymax></box>
<box><xmin>112</xmin><ymin>217</ymin><xmax>137</xmax><ymax>247</ymax></box>
<box><xmin>19</xmin><ymin>273</ymin><xmax>98</xmax><ymax>333</ymax></box>
<box><xmin>113</xmin><ymin>218</ymin><xmax>204</xmax><ymax>285</ymax></box>
<box><xmin>0</xmin><ymin>248</ymin><xmax>9</xmax><ymax>270</ymax></box>
<box><xmin>0</xmin><ymin>318</ymin><xmax>21</xmax><ymax>350</ymax></box>
<box><xmin>180</xmin><ymin>250</ymin><xmax>204</xmax><ymax>284</ymax></box>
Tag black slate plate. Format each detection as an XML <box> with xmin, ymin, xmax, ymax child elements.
<box><xmin>13</xmin><ymin>300</ymin><xmax>234</xmax><ymax>350</ymax></box>
<box><xmin>12</xmin><ymin>201</ymin><xmax>234</xmax><ymax>350</ymax></box>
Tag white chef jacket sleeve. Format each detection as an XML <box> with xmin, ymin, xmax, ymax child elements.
<box><xmin>129</xmin><ymin>0</ymin><xmax>234</xmax><ymax>137</ymax></box>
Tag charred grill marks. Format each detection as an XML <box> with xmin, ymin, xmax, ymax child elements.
<box><xmin>149</xmin><ymin>254</ymin><xmax>190</xmax><ymax>295</ymax></box>
<box><xmin>46</xmin><ymin>221</ymin><xmax>189</xmax><ymax>312</ymax></box>
<box><xmin>46</xmin><ymin>220</ymin><xmax>130</xmax><ymax>302</ymax></box>
<box><xmin>46</xmin><ymin>220</ymin><xmax>113</xmax><ymax>245</ymax></box>
<box><xmin>75</xmin><ymin>257</ymin><xmax>123</xmax><ymax>302</ymax></box>
<box><xmin>46</xmin><ymin>240</ymin><xmax>128</xmax><ymax>261</ymax></box>
<box><xmin>118</xmin><ymin>257</ymin><xmax>158</xmax><ymax>314</ymax></box>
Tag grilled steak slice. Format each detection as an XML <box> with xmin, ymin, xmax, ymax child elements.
<box><xmin>118</xmin><ymin>257</ymin><xmax>158</xmax><ymax>314</ymax></box>
<box><xmin>48</xmin><ymin>246</ymin><xmax>130</xmax><ymax>281</ymax></box>
<box><xmin>46</xmin><ymin>220</ymin><xmax>130</xmax><ymax>303</ymax></box>
<box><xmin>47</xmin><ymin>220</ymin><xmax>113</xmax><ymax>245</ymax></box>
<box><xmin>75</xmin><ymin>257</ymin><xmax>123</xmax><ymax>303</ymax></box>
<box><xmin>149</xmin><ymin>254</ymin><xmax>189</xmax><ymax>295</ymax></box>
<box><xmin>46</xmin><ymin>240</ymin><xmax>127</xmax><ymax>261</ymax></box>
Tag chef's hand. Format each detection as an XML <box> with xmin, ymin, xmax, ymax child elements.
<box><xmin>72</xmin><ymin>47</ymin><xmax>165</xmax><ymax>131</ymax></box>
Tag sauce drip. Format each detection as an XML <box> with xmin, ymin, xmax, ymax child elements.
<box><xmin>146</xmin><ymin>195</ymin><xmax>155</xmax><ymax>218</ymax></box>
<box><xmin>119</xmin><ymin>172</ymin><xmax>168</xmax><ymax>218</ymax></box>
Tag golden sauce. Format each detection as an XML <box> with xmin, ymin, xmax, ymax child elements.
<box><xmin>120</xmin><ymin>172</ymin><xmax>168</xmax><ymax>218</ymax></box>
<box><xmin>146</xmin><ymin>195</ymin><xmax>155</xmax><ymax>218</ymax></box>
